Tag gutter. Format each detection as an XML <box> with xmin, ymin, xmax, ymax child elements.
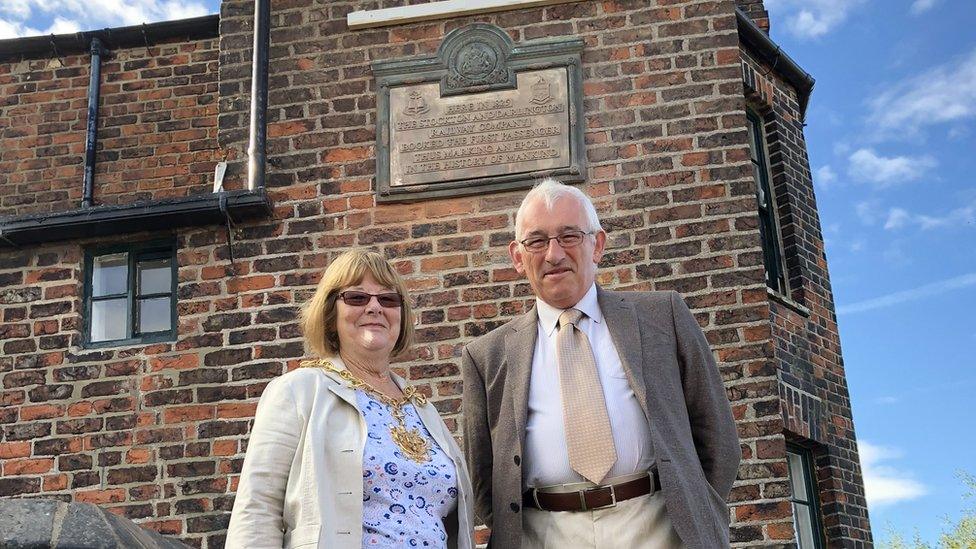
<box><xmin>0</xmin><ymin>15</ymin><xmax>219</xmax><ymax>61</ymax></box>
<box><xmin>247</xmin><ymin>0</ymin><xmax>271</xmax><ymax>191</ymax></box>
<box><xmin>82</xmin><ymin>37</ymin><xmax>106</xmax><ymax>208</ymax></box>
<box><xmin>0</xmin><ymin>191</ymin><xmax>271</xmax><ymax>248</ymax></box>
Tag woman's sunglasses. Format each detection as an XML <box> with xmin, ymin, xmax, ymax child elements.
<box><xmin>337</xmin><ymin>291</ymin><xmax>402</xmax><ymax>308</ymax></box>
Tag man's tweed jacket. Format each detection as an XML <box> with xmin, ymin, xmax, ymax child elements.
<box><xmin>461</xmin><ymin>289</ymin><xmax>740</xmax><ymax>549</ymax></box>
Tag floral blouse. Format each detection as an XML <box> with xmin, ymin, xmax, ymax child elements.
<box><xmin>357</xmin><ymin>390</ymin><xmax>458</xmax><ymax>548</ymax></box>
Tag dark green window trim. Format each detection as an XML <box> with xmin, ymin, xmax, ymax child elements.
<box><xmin>82</xmin><ymin>239</ymin><xmax>177</xmax><ymax>349</ymax></box>
<box><xmin>747</xmin><ymin>109</ymin><xmax>788</xmax><ymax>294</ymax></box>
<box><xmin>786</xmin><ymin>443</ymin><xmax>826</xmax><ymax>549</ymax></box>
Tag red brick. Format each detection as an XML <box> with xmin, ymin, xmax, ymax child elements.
<box><xmin>20</xmin><ymin>404</ymin><xmax>64</xmax><ymax>421</ymax></box>
<box><xmin>323</xmin><ymin>146</ymin><xmax>370</xmax><ymax>163</ymax></box>
<box><xmin>226</xmin><ymin>275</ymin><xmax>276</xmax><ymax>293</ymax></box>
<box><xmin>212</xmin><ymin>440</ymin><xmax>238</xmax><ymax>456</ymax></box>
<box><xmin>126</xmin><ymin>448</ymin><xmax>152</xmax><ymax>464</ymax></box>
<box><xmin>43</xmin><ymin>473</ymin><xmax>68</xmax><ymax>491</ymax></box>
<box><xmin>4</xmin><ymin>458</ymin><xmax>54</xmax><ymax>475</ymax></box>
<box><xmin>75</xmin><ymin>488</ymin><xmax>126</xmax><ymax>505</ymax></box>
<box><xmin>163</xmin><ymin>405</ymin><xmax>214</xmax><ymax>424</ymax></box>
<box><xmin>216</xmin><ymin>403</ymin><xmax>257</xmax><ymax>418</ymax></box>
<box><xmin>0</xmin><ymin>442</ymin><xmax>31</xmax><ymax>459</ymax></box>
<box><xmin>149</xmin><ymin>354</ymin><xmax>199</xmax><ymax>371</ymax></box>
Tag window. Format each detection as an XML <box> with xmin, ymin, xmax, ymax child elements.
<box><xmin>746</xmin><ymin>110</ymin><xmax>788</xmax><ymax>294</ymax></box>
<box><xmin>787</xmin><ymin>444</ymin><xmax>825</xmax><ymax>549</ymax></box>
<box><xmin>84</xmin><ymin>241</ymin><xmax>177</xmax><ymax>347</ymax></box>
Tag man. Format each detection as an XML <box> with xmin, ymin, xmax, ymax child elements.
<box><xmin>461</xmin><ymin>179</ymin><xmax>740</xmax><ymax>549</ymax></box>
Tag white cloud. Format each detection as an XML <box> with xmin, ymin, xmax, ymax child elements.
<box><xmin>910</xmin><ymin>0</ymin><xmax>938</xmax><ymax>14</ymax></box>
<box><xmin>883</xmin><ymin>208</ymin><xmax>910</xmax><ymax>230</ymax></box>
<box><xmin>868</xmin><ymin>48</ymin><xmax>976</xmax><ymax>137</ymax></box>
<box><xmin>833</xmin><ymin>140</ymin><xmax>853</xmax><ymax>156</ymax></box>
<box><xmin>821</xmin><ymin>222</ymin><xmax>840</xmax><ymax>248</ymax></box>
<box><xmin>0</xmin><ymin>0</ymin><xmax>211</xmax><ymax>38</ymax></box>
<box><xmin>948</xmin><ymin>126</ymin><xmax>971</xmax><ymax>140</ymax></box>
<box><xmin>882</xmin><ymin>241</ymin><xmax>911</xmax><ymax>267</ymax></box>
<box><xmin>3</xmin><ymin>0</ymin><xmax>33</xmax><ymax>20</ymax></box>
<box><xmin>847</xmin><ymin>148</ymin><xmax>936</xmax><ymax>188</ymax></box>
<box><xmin>855</xmin><ymin>200</ymin><xmax>882</xmax><ymax>226</ymax></box>
<box><xmin>883</xmin><ymin>200</ymin><xmax>976</xmax><ymax>231</ymax></box>
<box><xmin>815</xmin><ymin>165</ymin><xmax>837</xmax><ymax>188</ymax></box>
<box><xmin>43</xmin><ymin>16</ymin><xmax>80</xmax><ymax>34</ymax></box>
<box><xmin>838</xmin><ymin>272</ymin><xmax>976</xmax><ymax>315</ymax></box>
<box><xmin>874</xmin><ymin>396</ymin><xmax>900</xmax><ymax>405</ymax></box>
<box><xmin>822</xmin><ymin>224</ymin><xmax>865</xmax><ymax>254</ymax></box>
<box><xmin>917</xmin><ymin>205</ymin><xmax>976</xmax><ymax>230</ymax></box>
<box><xmin>160</xmin><ymin>0</ymin><xmax>208</xmax><ymax>20</ymax></box>
<box><xmin>765</xmin><ymin>0</ymin><xmax>865</xmax><ymax>39</ymax></box>
<box><xmin>0</xmin><ymin>18</ymin><xmax>40</xmax><ymax>39</ymax></box>
<box><xmin>859</xmin><ymin>441</ymin><xmax>927</xmax><ymax>508</ymax></box>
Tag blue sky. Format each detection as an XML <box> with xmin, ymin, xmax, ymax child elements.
<box><xmin>764</xmin><ymin>0</ymin><xmax>976</xmax><ymax>543</ymax></box>
<box><xmin>5</xmin><ymin>0</ymin><xmax>975</xmax><ymax>544</ymax></box>
<box><xmin>0</xmin><ymin>0</ymin><xmax>209</xmax><ymax>38</ymax></box>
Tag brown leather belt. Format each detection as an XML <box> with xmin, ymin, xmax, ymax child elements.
<box><xmin>523</xmin><ymin>471</ymin><xmax>661</xmax><ymax>512</ymax></box>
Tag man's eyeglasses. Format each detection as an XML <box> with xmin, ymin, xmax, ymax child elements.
<box><xmin>519</xmin><ymin>230</ymin><xmax>594</xmax><ymax>253</ymax></box>
<box><xmin>337</xmin><ymin>291</ymin><xmax>403</xmax><ymax>308</ymax></box>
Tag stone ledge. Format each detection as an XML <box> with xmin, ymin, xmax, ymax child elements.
<box><xmin>0</xmin><ymin>498</ymin><xmax>190</xmax><ymax>549</ymax></box>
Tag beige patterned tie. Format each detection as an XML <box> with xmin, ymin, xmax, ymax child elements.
<box><xmin>557</xmin><ymin>308</ymin><xmax>617</xmax><ymax>485</ymax></box>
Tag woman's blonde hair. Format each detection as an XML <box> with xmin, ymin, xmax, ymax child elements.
<box><xmin>300</xmin><ymin>250</ymin><xmax>414</xmax><ymax>358</ymax></box>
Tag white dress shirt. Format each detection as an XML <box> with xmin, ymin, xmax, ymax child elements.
<box><xmin>523</xmin><ymin>284</ymin><xmax>654</xmax><ymax>489</ymax></box>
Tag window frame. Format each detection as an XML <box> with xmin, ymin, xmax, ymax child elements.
<box><xmin>82</xmin><ymin>239</ymin><xmax>178</xmax><ymax>349</ymax></box>
<box><xmin>786</xmin><ymin>443</ymin><xmax>826</xmax><ymax>549</ymax></box>
<box><xmin>746</xmin><ymin>109</ymin><xmax>790</xmax><ymax>295</ymax></box>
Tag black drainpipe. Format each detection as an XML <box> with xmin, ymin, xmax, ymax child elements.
<box><xmin>247</xmin><ymin>0</ymin><xmax>270</xmax><ymax>191</ymax></box>
<box><xmin>82</xmin><ymin>37</ymin><xmax>107</xmax><ymax>208</ymax></box>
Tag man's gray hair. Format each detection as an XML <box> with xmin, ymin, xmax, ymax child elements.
<box><xmin>514</xmin><ymin>178</ymin><xmax>603</xmax><ymax>239</ymax></box>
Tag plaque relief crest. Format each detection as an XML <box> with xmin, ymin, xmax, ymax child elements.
<box><xmin>402</xmin><ymin>91</ymin><xmax>430</xmax><ymax>117</ymax></box>
<box><xmin>530</xmin><ymin>76</ymin><xmax>553</xmax><ymax>105</ymax></box>
<box><xmin>448</xmin><ymin>41</ymin><xmax>504</xmax><ymax>89</ymax></box>
<box><xmin>439</xmin><ymin>24</ymin><xmax>516</xmax><ymax>96</ymax></box>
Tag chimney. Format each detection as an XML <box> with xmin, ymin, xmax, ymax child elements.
<box><xmin>735</xmin><ymin>0</ymin><xmax>770</xmax><ymax>33</ymax></box>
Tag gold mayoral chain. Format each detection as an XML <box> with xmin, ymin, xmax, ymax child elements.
<box><xmin>300</xmin><ymin>359</ymin><xmax>431</xmax><ymax>463</ymax></box>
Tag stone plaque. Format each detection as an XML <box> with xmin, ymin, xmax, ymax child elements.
<box><xmin>390</xmin><ymin>68</ymin><xmax>570</xmax><ymax>188</ymax></box>
<box><xmin>373</xmin><ymin>24</ymin><xmax>585</xmax><ymax>202</ymax></box>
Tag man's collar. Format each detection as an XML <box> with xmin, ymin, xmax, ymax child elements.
<box><xmin>535</xmin><ymin>283</ymin><xmax>602</xmax><ymax>336</ymax></box>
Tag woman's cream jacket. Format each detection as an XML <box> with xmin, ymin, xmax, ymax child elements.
<box><xmin>225</xmin><ymin>359</ymin><xmax>475</xmax><ymax>549</ymax></box>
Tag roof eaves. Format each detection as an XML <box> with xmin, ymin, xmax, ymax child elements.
<box><xmin>0</xmin><ymin>14</ymin><xmax>219</xmax><ymax>62</ymax></box>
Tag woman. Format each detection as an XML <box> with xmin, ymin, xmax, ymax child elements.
<box><xmin>227</xmin><ymin>250</ymin><xmax>474</xmax><ymax>549</ymax></box>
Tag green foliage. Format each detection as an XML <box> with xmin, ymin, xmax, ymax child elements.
<box><xmin>877</xmin><ymin>472</ymin><xmax>976</xmax><ymax>549</ymax></box>
<box><xmin>879</xmin><ymin>529</ymin><xmax>932</xmax><ymax>549</ymax></box>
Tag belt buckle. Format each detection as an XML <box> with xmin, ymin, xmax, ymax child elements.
<box><xmin>580</xmin><ymin>484</ymin><xmax>616</xmax><ymax>511</ymax></box>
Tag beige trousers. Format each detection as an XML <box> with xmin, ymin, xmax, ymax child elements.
<box><xmin>522</xmin><ymin>482</ymin><xmax>684</xmax><ymax>549</ymax></box>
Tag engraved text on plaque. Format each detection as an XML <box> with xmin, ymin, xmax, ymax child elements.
<box><xmin>390</xmin><ymin>68</ymin><xmax>570</xmax><ymax>187</ymax></box>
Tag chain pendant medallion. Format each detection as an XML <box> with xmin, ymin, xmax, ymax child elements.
<box><xmin>301</xmin><ymin>358</ymin><xmax>432</xmax><ymax>463</ymax></box>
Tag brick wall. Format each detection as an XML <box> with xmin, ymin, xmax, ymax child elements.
<box><xmin>217</xmin><ymin>1</ymin><xmax>785</xmax><ymax>546</ymax></box>
<box><xmin>0</xmin><ymin>234</ymin><xmax>244</xmax><ymax>538</ymax></box>
<box><xmin>0</xmin><ymin>1</ymin><xmax>870</xmax><ymax>548</ymax></box>
<box><xmin>742</xmin><ymin>46</ymin><xmax>873</xmax><ymax>546</ymax></box>
<box><xmin>0</xmin><ymin>54</ymin><xmax>86</xmax><ymax>216</ymax></box>
<box><xmin>0</xmin><ymin>35</ymin><xmax>221</xmax><ymax>218</ymax></box>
